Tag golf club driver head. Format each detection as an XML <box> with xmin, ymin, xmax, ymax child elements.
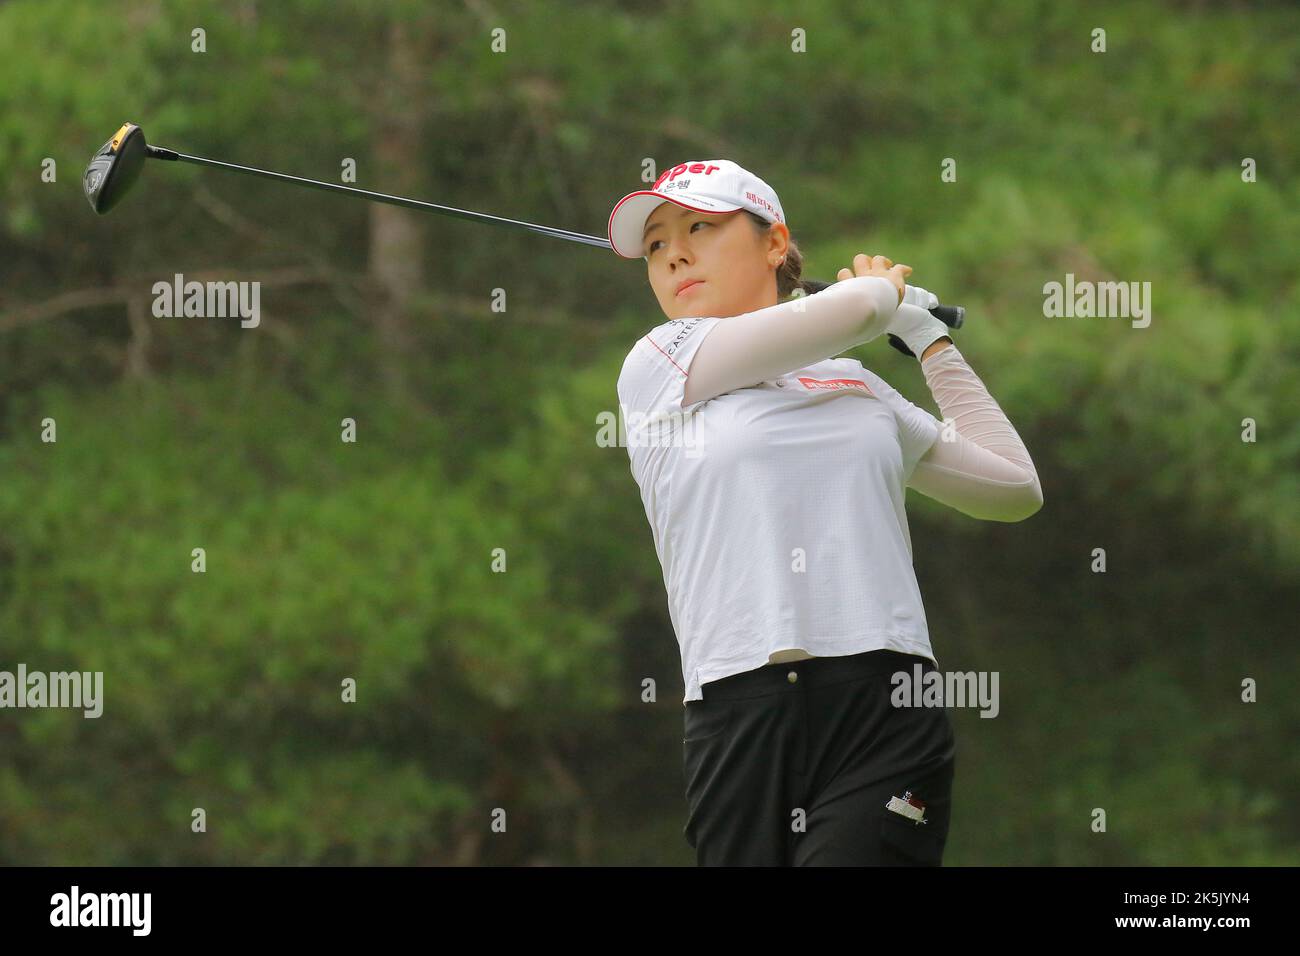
<box><xmin>84</xmin><ymin>122</ymin><xmax>148</xmax><ymax>214</ymax></box>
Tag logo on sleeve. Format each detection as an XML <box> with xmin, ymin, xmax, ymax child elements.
<box><xmin>662</xmin><ymin>316</ymin><xmax>705</xmax><ymax>358</ymax></box>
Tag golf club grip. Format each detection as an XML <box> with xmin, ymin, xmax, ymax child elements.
<box><xmin>799</xmin><ymin>279</ymin><xmax>964</xmax><ymax>329</ymax></box>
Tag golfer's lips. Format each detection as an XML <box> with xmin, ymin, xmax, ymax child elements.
<box><xmin>675</xmin><ymin>278</ymin><xmax>704</xmax><ymax>296</ymax></box>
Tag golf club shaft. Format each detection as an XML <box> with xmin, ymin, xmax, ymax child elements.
<box><xmin>151</xmin><ymin>146</ymin><xmax>613</xmax><ymax>250</ymax></box>
<box><xmin>147</xmin><ymin>144</ymin><xmax>962</xmax><ymax>328</ymax></box>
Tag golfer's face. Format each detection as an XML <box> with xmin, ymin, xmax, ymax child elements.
<box><xmin>644</xmin><ymin>204</ymin><xmax>765</xmax><ymax>321</ymax></box>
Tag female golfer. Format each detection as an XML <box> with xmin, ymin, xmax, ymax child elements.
<box><xmin>609</xmin><ymin>160</ymin><xmax>1042</xmax><ymax>866</ymax></box>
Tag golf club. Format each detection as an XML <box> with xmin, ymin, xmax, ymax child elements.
<box><xmin>84</xmin><ymin>122</ymin><xmax>965</xmax><ymax>352</ymax></box>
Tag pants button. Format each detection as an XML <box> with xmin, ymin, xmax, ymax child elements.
<box><xmin>787</xmin><ymin>670</ymin><xmax>798</xmax><ymax>683</ymax></box>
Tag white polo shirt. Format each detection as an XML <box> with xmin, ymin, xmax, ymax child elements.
<box><xmin>618</xmin><ymin>315</ymin><xmax>944</xmax><ymax>704</ymax></box>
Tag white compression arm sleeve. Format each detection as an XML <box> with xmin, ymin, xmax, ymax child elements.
<box><xmin>682</xmin><ymin>276</ymin><xmax>901</xmax><ymax>407</ymax></box>
<box><xmin>910</xmin><ymin>344</ymin><xmax>1043</xmax><ymax>522</ymax></box>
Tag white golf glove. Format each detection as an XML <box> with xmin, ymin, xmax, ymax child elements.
<box><xmin>887</xmin><ymin>285</ymin><xmax>953</xmax><ymax>359</ymax></box>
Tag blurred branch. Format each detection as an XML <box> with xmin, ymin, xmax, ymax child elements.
<box><xmin>192</xmin><ymin>184</ymin><xmax>370</xmax><ymax>318</ymax></box>
<box><xmin>418</xmin><ymin>292</ymin><xmax>608</xmax><ymax>331</ymax></box>
<box><xmin>0</xmin><ymin>268</ymin><xmax>331</xmax><ymax>334</ymax></box>
<box><xmin>0</xmin><ymin>286</ymin><xmax>134</xmax><ymax>333</ymax></box>
<box><xmin>0</xmin><ymin>276</ymin><xmax>605</xmax><ymax>337</ymax></box>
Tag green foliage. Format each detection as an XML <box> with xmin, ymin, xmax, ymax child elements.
<box><xmin>1</xmin><ymin>0</ymin><xmax>1296</xmax><ymax>865</ymax></box>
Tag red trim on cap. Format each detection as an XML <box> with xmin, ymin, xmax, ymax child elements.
<box><xmin>607</xmin><ymin>191</ymin><xmax>737</xmax><ymax>258</ymax></box>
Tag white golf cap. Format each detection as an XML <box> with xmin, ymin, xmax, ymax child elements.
<box><xmin>607</xmin><ymin>159</ymin><xmax>786</xmax><ymax>259</ymax></box>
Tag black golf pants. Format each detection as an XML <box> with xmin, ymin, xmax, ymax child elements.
<box><xmin>681</xmin><ymin>648</ymin><xmax>956</xmax><ymax>866</ymax></box>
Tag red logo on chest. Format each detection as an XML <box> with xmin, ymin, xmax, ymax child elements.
<box><xmin>796</xmin><ymin>376</ymin><xmax>874</xmax><ymax>395</ymax></box>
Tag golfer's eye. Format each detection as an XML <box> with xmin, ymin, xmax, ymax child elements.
<box><xmin>646</xmin><ymin>221</ymin><xmax>708</xmax><ymax>256</ymax></box>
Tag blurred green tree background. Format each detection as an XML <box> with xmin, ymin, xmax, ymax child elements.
<box><xmin>1</xmin><ymin>0</ymin><xmax>1296</xmax><ymax>865</ymax></box>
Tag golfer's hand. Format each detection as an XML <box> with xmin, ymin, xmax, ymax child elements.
<box><xmin>885</xmin><ymin>301</ymin><xmax>953</xmax><ymax>361</ymax></box>
<box><xmin>837</xmin><ymin>253</ymin><xmax>912</xmax><ymax>306</ymax></box>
